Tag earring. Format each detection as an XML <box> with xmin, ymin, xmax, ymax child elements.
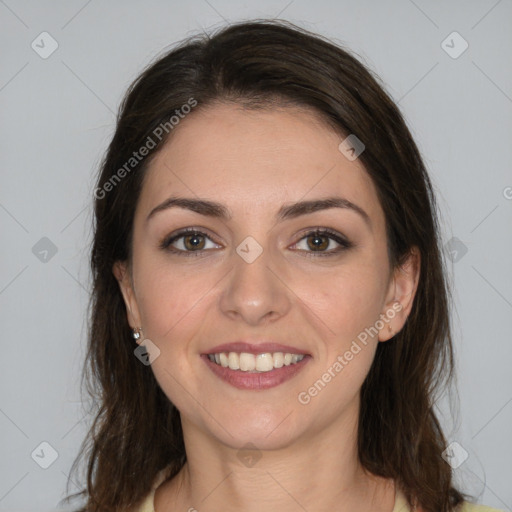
<box><xmin>387</xmin><ymin>325</ymin><xmax>394</xmax><ymax>336</ymax></box>
<box><xmin>132</xmin><ymin>327</ymin><xmax>143</xmax><ymax>341</ymax></box>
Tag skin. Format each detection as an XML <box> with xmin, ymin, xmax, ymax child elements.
<box><xmin>114</xmin><ymin>102</ymin><xmax>420</xmax><ymax>512</ymax></box>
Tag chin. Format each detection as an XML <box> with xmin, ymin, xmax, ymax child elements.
<box><xmin>204</xmin><ymin>405</ymin><xmax>305</xmax><ymax>451</ymax></box>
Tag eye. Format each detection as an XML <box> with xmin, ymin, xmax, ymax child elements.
<box><xmin>160</xmin><ymin>227</ymin><xmax>352</xmax><ymax>257</ymax></box>
<box><xmin>160</xmin><ymin>228</ymin><xmax>221</xmax><ymax>255</ymax></box>
<box><xmin>291</xmin><ymin>228</ymin><xmax>353</xmax><ymax>256</ymax></box>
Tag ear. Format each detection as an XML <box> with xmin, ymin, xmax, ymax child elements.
<box><xmin>378</xmin><ymin>246</ymin><xmax>421</xmax><ymax>342</ymax></box>
<box><xmin>113</xmin><ymin>261</ymin><xmax>142</xmax><ymax>341</ymax></box>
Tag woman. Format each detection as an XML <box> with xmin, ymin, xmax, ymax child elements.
<box><xmin>65</xmin><ymin>20</ymin><xmax>502</xmax><ymax>512</ymax></box>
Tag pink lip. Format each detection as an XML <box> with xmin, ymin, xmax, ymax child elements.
<box><xmin>201</xmin><ymin>354</ymin><xmax>311</xmax><ymax>390</ymax></box>
<box><xmin>204</xmin><ymin>342</ymin><xmax>309</xmax><ymax>356</ymax></box>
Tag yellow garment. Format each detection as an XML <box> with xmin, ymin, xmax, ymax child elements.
<box><xmin>136</xmin><ymin>467</ymin><xmax>504</xmax><ymax>512</ymax></box>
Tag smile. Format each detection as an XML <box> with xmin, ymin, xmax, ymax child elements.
<box><xmin>202</xmin><ymin>352</ymin><xmax>310</xmax><ymax>390</ymax></box>
<box><xmin>207</xmin><ymin>351</ymin><xmax>306</xmax><ymax>372</ymax></box>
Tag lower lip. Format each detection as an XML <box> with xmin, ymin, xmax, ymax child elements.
<box><xmin>201</xmin><ymin>355</ymin><xmax>311</xmax><ymax>390</ymax></box>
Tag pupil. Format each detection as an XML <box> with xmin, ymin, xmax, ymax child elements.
<box><xmin>308</xmin><ymin>234</ymin><xmax>328</xmax><ymax>251</ymax></box>
<box><xmin>185</xmin><ymin>234</ymin><xmax>205</xmax><ymax>250</ymax></box>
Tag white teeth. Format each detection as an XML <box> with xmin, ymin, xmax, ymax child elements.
<box><xmin>239</xmin><ymin>352</ymin><xmax>256</xmax><ymax>371</ymax></box>
<box><xmin>219</xmin><ymin>353</ymin><xmax>229</xmax><ymax>367</ymax></box>
<box><xmin>273</xmin><ymin>352</ymin><xmax>284</xmax><ymax>368</ymax></box>
<box><xmin>207</xmin><ymin>351</ymin><xmax>305</xmax><ymax>372</ymax></box>
<box><xmin>256</xmin><ymin>353</ymin><xmax>273</xmax><ymax>372</ymax></box>
<box><xmin>228</xmin><ymin>351</ymin><xmax>240</xmax><ymax>370</ymax></box>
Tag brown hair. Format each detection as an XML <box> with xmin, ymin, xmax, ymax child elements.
<box><xmin>64</xmin><ymin>19</ymin><xmax>470</xmax><ymax>512</ymax></box>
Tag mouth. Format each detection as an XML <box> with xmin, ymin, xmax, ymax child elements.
<box><xmin>206</xmin><ymin>351</ymin><xmax>306</xmax><ymax>372</ymax></box>
<box><xmin>202</xmin><ymin>342</ymin><xmax>311</xmax><ymax>390</ymax></box>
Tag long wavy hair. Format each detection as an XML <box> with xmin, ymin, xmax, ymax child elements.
<box><xmin>63</xmin><ymin>19</ymin><xmax>470</xmax><ymax>512</ymax></box>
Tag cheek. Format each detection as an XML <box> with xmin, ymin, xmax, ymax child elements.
<box><xmin>133</xmin><ymin>254</ymin><xmax>217</xmax><ymax>339</ymax></box>
<box><xmin>133</xmin><ymin>259</ymin><xmax>213</xmax><ymax>416</ymax></box>
<box><xmin>297</xmin><ymin>260</ymin><xmax>387</xmax><ymax>344</ymax></box>
<box><xmin>295</xmin><ymin>264</ymin><xmax>385</xmax><ymax>418</ymax></box>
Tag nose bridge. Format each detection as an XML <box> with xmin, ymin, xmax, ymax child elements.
<box><xmin>219</xmin><ymin>238</ymin><xmax>291</xmax><ymax>324</ymax></box>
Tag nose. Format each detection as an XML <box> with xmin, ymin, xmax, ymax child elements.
<box><xmin>219</xmin><ymin>243</ymin><xmax>292</xmax><ymax>326</ymax></box>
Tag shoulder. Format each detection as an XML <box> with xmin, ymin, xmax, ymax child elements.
<box><xmin>455</xmin><ymin>501</ymin><xmax>505</xmax><ymax>512</ymax></box>
<box><xmin>394</xmin><ymin>487</ymin><xmax>504</xmax><ymax>512</ymax></box>
<box><xmin>132</xmin><ymin>491</ymin><xmax>154</xmax><ymax>512</ymax></box>
<box><xmin>130</xmin><ymin>466</ymin><xmax>174</xmax><ymax>512</ymax></box>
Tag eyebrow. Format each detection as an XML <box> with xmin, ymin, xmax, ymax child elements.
<box><xmin>146</xmin><ymin>195</ymin><xmax>371</xmax><ymax>228</ymax></box>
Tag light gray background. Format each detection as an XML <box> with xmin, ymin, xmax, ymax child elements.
<box><xmin>1</xmin><ymin>1</ymin><xmax>511</xmax><ymax>511</ymax></box>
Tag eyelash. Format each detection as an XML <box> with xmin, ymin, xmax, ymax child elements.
<box><xmin>160</xmin><ymin>227</ymin><xmax>353</xmax><ymax>258</ymax></box>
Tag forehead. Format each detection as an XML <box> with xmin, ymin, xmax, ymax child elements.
<box><xmin>139</xmin><ymin>102</ymin><xmax>384</xmax><ymax>226</ymax></box>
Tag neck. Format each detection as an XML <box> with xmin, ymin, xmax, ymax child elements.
<box><xmin>154</xmin><ymin>403</ymin><xmax>396</xmax><ymax>512</ymax></box>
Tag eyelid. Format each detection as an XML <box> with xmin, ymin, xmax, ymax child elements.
<box><xmin>160</xmin><ymin>226</ymin><xmax>353</xmax><ymax>257</ymax></box>
<box><xmin>159</xmin><ymin>227</ymin><xmax>222</xmax><ymax>254</ymax></box>
<box><xmin>290</xmin><ymin>227</ymin><xmax>353</xmax><ymax>256</ymax></box>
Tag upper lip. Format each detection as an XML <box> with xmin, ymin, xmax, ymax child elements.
<box><xmin>204</xmin><ymin>341</ymin><xmax>310</xmax><ymax>356</ymax></box>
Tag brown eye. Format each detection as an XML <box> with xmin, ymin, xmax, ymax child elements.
<box><xmin>291</xmin><ymin>228</ymin><xmax>353</xmax><ymax>257</ymax></box>
<box><xmin>160</xmin><ymin>229</ymin><xmax>221</xmax><ymax>255</ymax></box>
<box><xmin>183</xmin><ymin>233</ymin><xmax>206</xmax><ymax>251</ymax></box>
<box><xmin>306</xmin><ymin>233</ymin><xmax>330</xmax><ymax>251</ymax></box>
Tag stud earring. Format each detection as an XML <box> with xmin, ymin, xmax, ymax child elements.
<box><xmin>132</xmin><ymin>327</ymin><xmax>143</xmax><ymax>341</ymax></box>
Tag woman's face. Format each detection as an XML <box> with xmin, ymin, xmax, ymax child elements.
<box><xmin>116</xmin><ymin>102</ymin><xmax>418</xmax><ymax>450</ymax></box>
